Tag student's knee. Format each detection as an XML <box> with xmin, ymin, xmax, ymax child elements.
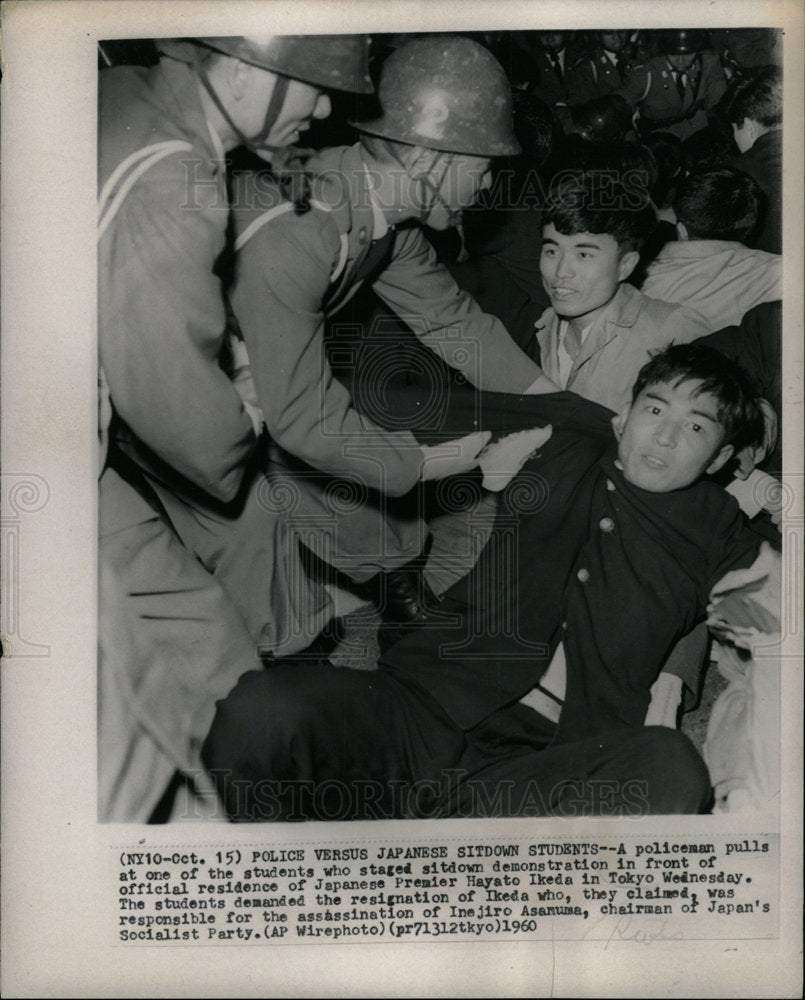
<box><xmin>640</xmin><ymin>727</ymin><xmax>713</xmax><ymax>814</ymax></box>
<box><xmin>200</xmin><ymin>666</ymin><xmax>317</xmax><ymax>813</ymax></box>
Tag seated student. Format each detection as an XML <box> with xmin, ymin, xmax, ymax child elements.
<box><xmin>641</xmin><ymin>168</ymin><xmax>781</xmax><ymax>331</ymax></box>
<box><xmin>202</xmin><ymin>344</ymin><xmax>773</xmax><ymax>820</ymax></box>
<box><xmin>533</xmin><ymin>172</ymin><xmax>710</xmax><ymax>412</ymax></box>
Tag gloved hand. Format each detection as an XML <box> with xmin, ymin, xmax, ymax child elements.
<box><xmin>419</xmin><ymin>430</ymin><xmax>491</xmax><ymax>481</ymax></box>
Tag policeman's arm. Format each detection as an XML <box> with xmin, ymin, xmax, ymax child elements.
<box><xmin>231</xmin><ymin>213</ymin><xmax>424</xmax><ymax>497</ymax></box>
<box><xmin>372</xmin><ymin>226</ymin><xmax>552</xmax><ymax>394</ymax></box>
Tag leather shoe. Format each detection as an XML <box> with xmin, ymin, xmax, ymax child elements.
<box><xmin>380</xmin><ymin>567</ymin><xmax>439</xmax><ymax>624</ymax></box>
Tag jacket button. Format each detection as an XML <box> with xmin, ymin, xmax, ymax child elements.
<box><xmin>577</xmin><ymin>568</ymin><xmax>590</xmax><ymax>583</ymax></box>
<box><xmin>599</xmin><ymin>517</ymin><xmax>615</xmax><ymax>533</ymax></box>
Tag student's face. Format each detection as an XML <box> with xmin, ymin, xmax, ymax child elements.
<box><xmin>613</xmin><ymin>379</ymin><xmax>734</xmax><ymax>492</ymax></box>
<box><xmin>423</xmin><ymin>154</ymin><xmax>493</xmax><ymax>230</ymax></box>
<box><xmin>540</xmin><ymin>224</ymin><xmax>638</xmax><ymax>323</ymax></box>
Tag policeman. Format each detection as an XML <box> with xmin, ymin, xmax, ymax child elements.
<box><xmin>510</xmin><ymin>31</ymin><xmax>573</xmax><ymax>107</ymax></box>
<box><xmin>567</xmin><ymin>30</ymin><xmax>634</xmax><ymax>106</ymax></box>
<box><xmin>98</xmin><ymin>35</ymin><xmax>375</xmax><ymax>819</ymax></box>
<box><xmin>227</xmin><ymin>35</ymin><xmax>556</xmax><ymax>636</ymax></box>
<box><xmin>617</xmin><ymin>29</ymin><xmax>727</xmax><ymax>141</ymax></box>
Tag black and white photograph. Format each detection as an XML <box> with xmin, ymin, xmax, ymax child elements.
<box><xmin>97</xmin><ymin>25</ymin><xmax>787</xmax><ymax>823</ymax></box>
<box><xmin>1</xmin><ymin>1</ymin><xmax>802</xmax><ymax>996</ymax></box>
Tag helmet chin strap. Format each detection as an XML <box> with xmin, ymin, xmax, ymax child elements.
<box><xmin>409</xmin><ymin>151</ymin><xmax>462</xmax><ymax>227</ymax></box>
<box><xmin>194</xmin><ymin>62</ymin><xmax>291</xmax><ymax>157</ymax></box>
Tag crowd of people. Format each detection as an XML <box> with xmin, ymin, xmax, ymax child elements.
<box><xmin>97</xmin><ymin>28</ymin><xmax>784</xmax><ymax>822</ymax></box>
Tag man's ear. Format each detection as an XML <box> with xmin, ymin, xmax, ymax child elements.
<box><xmin>611</xmin><ymin>402</ymin><xmax>631</xmax><ymax>440</ymax></box>
<box><xmin>226</xmin><ymin>57</ymin><xmax>252</xmax><ymax>101</ymax></box>
<box><xmin>617</xmin><ymin>248</ymin><xmax>640</xmax><ymax>282</ymax></box>
<box><xmin>706</xmin><ymin>442</ymin><xmax>735</xmax><ymax>476</ymax></box>
<box><xmin>676</xmin><ymin>221</ymin><xmax>689</xmax><ymax>241</ymax></box>
<box><xmin>406</xmin><ymin>146</ymin><xmax>439</xmax><ymax>176</ymax></box>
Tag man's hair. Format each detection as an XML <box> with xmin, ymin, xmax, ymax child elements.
<box><xmin>726</xmin><ymin>65</ymin><xmax>783</xmax><ymax>128</ymax></box>
<box><xmin>631</xmin><ymin>344</ymin><xmax>766</xmax><ymax>453</ymax></box>
<box><xmin>674</xmin><ymin>167</ymin><xmax>763</xmax><ymax>243</ymax></box>
<box><xmin>544</xmin><ymin>171</ymin><xmax>657</xmax><ymax>253</ymax></box>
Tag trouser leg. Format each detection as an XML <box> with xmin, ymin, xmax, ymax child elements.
<box><xmin>202</xmin><ymin>658</ymin><xmax>712</xmax><ymax>822</ymax></box>
<box><xmin>99</xmin><ymin>467</ymin><xmax>261</xmax><ymax>822</ymax></box>
<box><xmin>201</xmin><ymin>663</ymin><xmax>467</xmax><ymax>821</ymax></box>
<box><xmin>149</xmin><ymin>466</ymin><xmax>333</xmax><ymax>655</ymax></box>
<box><xmin>449</xmin><ymin>705</ymin><xmax>713</xmax><ymax>817</ymax></box>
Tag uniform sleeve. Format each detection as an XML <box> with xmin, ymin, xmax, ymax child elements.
<box><xmin>230</xmin><ymin>210</ymin><xmax>424</xmax><ymax>497</ymax></box>
<box><xmin>372</xmin><ymin>226</ymin><xmax>547</xmax><ymax>393</ymax></box>
<box><xmin>614</xmin><ymin>64</ymin><xmax>649</xmax><ymax>107</ymax></box>
<box><xmin>99</xmin><ymin>163</ymin><xmax>255</xmax><ymax>502</ymax></box>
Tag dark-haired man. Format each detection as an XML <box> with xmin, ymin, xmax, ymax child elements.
<box><xmin>533</xmin><ymin>173</ymin><xmax>710</xmax><ymax>412</ymax></box>
<box><xmin>202</xmin><ymin>344</ymin><xmax>773</xmax><ymax>820</ymax></box>
<box><xmin>641</xmin><ymin>167</ymin><xmax>781</xmax><ymax>332</ymax></box>
<box><xmin>725</xmin><ymin>65</ymin><xmax>783</xmax><ymax>254</ymax></box>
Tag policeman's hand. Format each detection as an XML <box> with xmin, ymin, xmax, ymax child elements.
<box><xmin>419</xmin><ymin>430</ymin><xmax>492</xmax><ymax>482</ymax></box>
<box><xmin>733</xmin><ymin>398</ymin><xmax>777</xmax><ymax>480</ymax></box>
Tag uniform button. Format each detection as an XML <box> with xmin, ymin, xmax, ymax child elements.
<box><xmin>606</xmin><ymin>478</ymin><xmax>616</xmax><ymax>492</ymax></box>
<box><xmin>358</xmin><ymin>226</ymin><xmax>368</xmax><ymax>243</ymax></box>
<box><xmin>599</xmin><ymin>517</ymin><xmax>615</xmax><ymax>533</ymax></box>
<box><xmin>577</xmin><ymin>568</ymin><xmax>590</xmax><ymax>583</ymax></box>
<box><xmin>561</xmin><ymin>620</ymin><xmax>568</xmax><ymax>630</ymax></box>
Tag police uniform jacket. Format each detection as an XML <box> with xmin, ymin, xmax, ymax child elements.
<box><xmin>567</xmin><ymin>47</ymin><xmax>631</xmax><ymax>105</ymax></box>
<box><xmin>99</xmin><ymin>54</ymin><xmax>330</xmax><ymax>661</ymax></box>
<box><xmin>229</xmin><ymin>143</ymin><xmax>547</xmax><ymax>496</ymax></box>
<box><xmin>99</xmin><ymin>53</ymin><xmax>256</xmax><ymax>512</ymax></box>
<box><xmin>617</xmin><ymin>50</ymin><xmax>727</xmax><ymax>140</ymax></box>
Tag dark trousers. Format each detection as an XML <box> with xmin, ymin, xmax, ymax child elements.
<box><xmin>202</xmin><ymin>661</ymin><xmax>712</xmax><ymax>821</ymax></box>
